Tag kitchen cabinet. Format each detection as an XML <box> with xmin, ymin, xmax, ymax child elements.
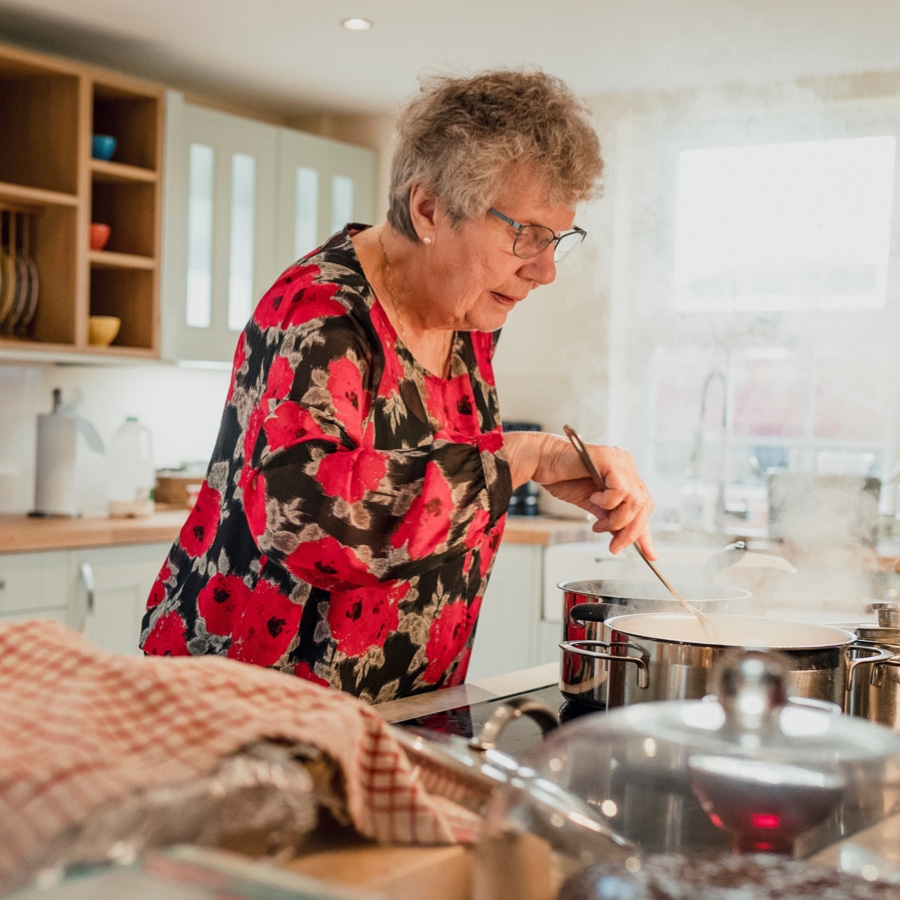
<box><xmin>0</xmin><ymin>541</ymin><xmax>167</xmax><ymax>654</ymax></box>
<box><xmin>468</xmin><ymin>520</ymin><xmax>597</xmax><ymax>681</ymax></box>
<box><xmin>0</xmin><ymin>41</ymin><xmax>163</xmax><ymax>360</ymax></box>
<box><xmin>0</xmin><ymin>550</ymin><xmax>69</xmax><ymax>624</ymax></box>
<box><xmin>469</xmin><ymin>541</ymin><xmax>560</xmax><ymax>681</ymax></box>
<box><xmin>161</xmin><ymin>92</ymin><xmax>377</xmax><ymax>364</ymax></box>
<box><xmin>274</xmin><ymin>126</ymin><xmax>378</xmax><ymax>267</ymax></box>
<box><xmin>72</xmin><ymin>542</ymin><xmax>169</xmax><ymax>656</ymax></box>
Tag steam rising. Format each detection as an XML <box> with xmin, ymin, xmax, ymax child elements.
<box><xmin>576</xmin><ymin>73</ymin><xmax>900</xmax><ymax>623</ymax></box>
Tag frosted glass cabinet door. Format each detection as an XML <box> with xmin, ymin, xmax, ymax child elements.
<box><xmin>162</xmin><ymin>91</ymin><xmax>279</xmax><ymax>364</ymax></box>
<box><xmin>276</xmin><ymin>128</ymin><xmax>377</xmax><ymax>266</ymax></box>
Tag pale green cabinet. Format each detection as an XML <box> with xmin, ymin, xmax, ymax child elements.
<box><xmin>275</xmin><ymin>126</ymin><xmax>378</xmax><ymax>264</ymax></box>
<box><xmin>73</xmin><ymin>542</ymin><xmax>169</xmax><ymax>657</ymax></box>
<box><xmin>0</xmin><ymin>542</ymin><xmax>168</xmax><ymax>655</ymax></box>
<box><xmin>468</xmin><ymin>542</ymin><xmax>550</xmax><ymax>681</ymax></box>
<box><xmin>162</xmin><ymin>92</ymin><xmax>377</xmax><ymax>364</ymax></box>
<box><xmin>0</xmin><ymin>550</ymin><xmax>70</xmax><ymax>624</ymax></box>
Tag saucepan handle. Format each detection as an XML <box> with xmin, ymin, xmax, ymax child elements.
<box><xmin>470</xmin><ymin>695</ymin><xmax>560</xmax><ymax>751</ymax></box>
<box><xmin>699</xmin><ymin>540</ymin><xmax>748</xmax><ymax>580</ymax></box>
<box><xmin>846</xmin><ymin>640</ymin><xmax>894</xmax><ymax>692</ymax></box>
<box><xmin>569</xmin><ymin>602</ymin><xmax>619</xmax><ymax>624</ymax></box>
<box><xmin>559</xmin><ymin>639</ymin><xmax>650</xmax><ymax>689</ymax></box>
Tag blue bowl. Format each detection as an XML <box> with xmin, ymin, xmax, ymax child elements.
<box><xmin>91</xmin><ymin>134</ymin><xmax>117</xmax><ymax>161</ymax></box>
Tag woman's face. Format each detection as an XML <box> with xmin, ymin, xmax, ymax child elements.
<box><xmin>421</xmin><ymin>170</ymin><xmax>577</xmax><ymax>333</ymax></box>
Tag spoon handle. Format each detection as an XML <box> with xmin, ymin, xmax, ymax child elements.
<box><xmin>563</xmin><ymin>424</ymin><xmax>605</xmax><ymax>491</ymax></box>
<box><xmin>632</xmin><ymin>542</ymin><xmax>686</xmax><ymax>603</ymax></box>
<box><xmin>562</xmin><ymin>424</ymin><xmax>708</xmax><ymax>620</ymax></box>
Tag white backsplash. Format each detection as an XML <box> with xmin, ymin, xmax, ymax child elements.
<box><xmin>0</xmin><ymin>362</ymin><xmax>231</xmax><ymax>516</ymax></box>
<box><xmin>0</xmin><ymin>351</ymin><xmax>572</xmax><ymax>518</ymax></box>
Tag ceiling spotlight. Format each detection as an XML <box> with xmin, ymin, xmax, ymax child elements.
<box><xmin>342</xmin><ymin>17</ymin><xmax>372</xmax><ymax>31</ymax></box>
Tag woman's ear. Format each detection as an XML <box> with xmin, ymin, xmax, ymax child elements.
<box><xmin>408</xmin><ymin>183</ymin><xmax>437</xmax><ymax>243</ymax></box>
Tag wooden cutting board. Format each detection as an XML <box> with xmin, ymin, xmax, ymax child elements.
<box><xmin>283</xmin><ymin>830</ymin><xmax>474</xmax><ymax>900</ymax></box>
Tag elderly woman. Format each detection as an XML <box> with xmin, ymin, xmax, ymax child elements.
<box><xmin>141</xmin><ymin>68</ymin><xmax>655</xmax><ymax>703</ymax></box>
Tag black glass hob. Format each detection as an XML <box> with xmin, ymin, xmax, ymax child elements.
<box><xmin>396</xmin><ymin>683</ymin><xmax>603</xmax><ymax>758</ymax></box>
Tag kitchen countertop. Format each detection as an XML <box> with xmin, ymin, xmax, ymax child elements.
<box><xmin>4</xmin><ymin>506</ymin><xmax>899</xmax><ymax>578</ymax></box>
<box><xmin>0</xmin><ymin>510</ymin><xmax>592</xmax><ymax>554</ymax></box>
<box><xmin>0</xmin><ymin>508</ymin><xmax>190</xmax><ymax>552</ymax></box>
<box><xmin>499</xmin><ymin>514</ymin><xmax>594</xmax><ymax>545</ymax></box>
<box><xmin>373</xmin><ymin>661</ymin><xmax>558</xmax><ymax>724</ymax></box>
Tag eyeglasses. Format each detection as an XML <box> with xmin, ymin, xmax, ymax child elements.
<box><xmin>488</xmin><ymin>207</ymin><xmax>586</xmax><ymax>262</ymax></box>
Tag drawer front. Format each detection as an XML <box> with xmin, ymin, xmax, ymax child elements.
<box><xmin>0</xmin><ymin>551</ymin><xmax>69</xmax><ymax>614</ymax></box>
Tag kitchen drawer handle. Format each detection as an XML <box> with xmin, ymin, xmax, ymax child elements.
<box><xmin>78</xmin><ymin>562</ymin><xmax>95</xmax><ymax>636</ymax></box>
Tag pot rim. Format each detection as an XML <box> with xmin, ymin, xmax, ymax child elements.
<box><xmin>559</xmin><ymin>578</ymin><xmax>752</xmax><ymax>604</ymax></box>
<box><xmin>605</xmin><ymin>612</ymin><xmax>857</xmax><ymax>650</ymax></box>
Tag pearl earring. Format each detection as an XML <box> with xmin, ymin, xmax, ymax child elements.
<box><xmin>423</xmin><ymin>236</ymin><xmax>432</xmax><ymax>245</ymax></box>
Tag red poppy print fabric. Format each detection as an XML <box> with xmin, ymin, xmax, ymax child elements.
<box><xmin>141</xmin><ymin>226</ymin><xmax>513</xmax><ymax>703</ymax></box>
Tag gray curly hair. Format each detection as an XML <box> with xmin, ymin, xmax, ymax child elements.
<box><xmin>387</xmin><ymin>68</ymin><xmax>604</xmax><ymax>240</ymax></box>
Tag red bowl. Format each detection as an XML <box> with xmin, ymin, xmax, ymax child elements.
<box><xmin>89</xmin><ymin>223</ymin><xmax>110</xmax><ymax>251</ymax></box>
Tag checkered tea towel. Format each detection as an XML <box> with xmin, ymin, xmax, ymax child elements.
<box><xmin>0</xmin><ymin>619</ymin><xmax>466</xmax><ymax>886</ymax></box>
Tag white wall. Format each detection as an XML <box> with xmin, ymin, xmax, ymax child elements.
<box><xmin>0</xmin><ymin>362</ymin><xmax>230</xmax><ymax>516</ymax></box>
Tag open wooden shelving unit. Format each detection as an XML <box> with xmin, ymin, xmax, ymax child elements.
<box><xmin>0</xmin><ymin>42</ymin><xmax>163</xmax><ymax>359</ymax></box>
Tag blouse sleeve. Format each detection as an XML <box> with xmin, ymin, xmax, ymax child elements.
<box><xmin>238</xmin><ymin>307</ymin><xmax>511</xmax><ymax>591</ymax></box>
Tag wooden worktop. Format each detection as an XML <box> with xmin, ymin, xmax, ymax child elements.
<box><xmin>5</xmin><ymin>506</ymin><xmax>897</xmax><ymax>577</ymax></box>
<box><xmin>498</xmin><ymin>515</ymin><xmax>594</xmax><ymax>545</ymax></box>
<box><xmin>0</xmin><ymin>511</ymin><xmax>592</xmax><ymax>554</ymax></box>
<box><xmin>0</xmin><ymin>508</ymin><xmax>190</xmax><ymax>552</ymax></box>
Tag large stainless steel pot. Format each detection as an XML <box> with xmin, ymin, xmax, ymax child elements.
<box><xmin>559</xmin><ymin>578</ymin><xmax>752</xmax><ymax>707</ymax></box>
<box><xmin>844</xmin><ymin>602</ymin><xmax>900</xmax><ymax>730</ymax></box>
<box><xmin>571</xmin><ymin>612</ymin><xmax>891</xmax><ymax>710</ymax></box>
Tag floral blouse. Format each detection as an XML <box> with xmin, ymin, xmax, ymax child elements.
<box><xmin>140</xmin><ymin>226</ymin><xmax>513</xmax><ymax>703</ymax></box>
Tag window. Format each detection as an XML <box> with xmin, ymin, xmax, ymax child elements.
<box><xmin>673</xmin><ymin>137</ymin><xmax>895</xmax><ymax>312</ymax></box>
<box><xmin>608</xmin><ymin>98</ymin><xmax>900</xmax><ymax>531</ymax></box>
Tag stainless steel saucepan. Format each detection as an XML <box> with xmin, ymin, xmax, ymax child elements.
<box><xmin>559</xmin><ymin>577</ymin><xmax>751</xmax><ymax>707</ymax></box>
<box><xmin>573</xmin><ymin>612</ymin><xmax>891</xmax><ymax>711</ymax></box>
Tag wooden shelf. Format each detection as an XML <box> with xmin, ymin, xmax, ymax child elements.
<box><xmin>0</xmin><ymin>182</ymin><xmax>79</xmax><ymax>210</ymax></box>
<box><xmin>90</xmin><ymin>159</ymin><xmax>158</xmax><ymax>184</ymax></box>
<box><xmin>89</xmin><ymin>250</ymin><xmax>156</xmax><ymax>270</ymax></box>
<box><xmin>0</xmin><ymin>41</ymin><xmax>163</xmax><ymax>360</ymax></box>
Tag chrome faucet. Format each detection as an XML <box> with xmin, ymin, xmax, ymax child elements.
<box><xmin>687</xmin><ymin>368</ymin><xmax>730</xmax><ymax>528</ymax></box>
<box><xmin>688</xmin><ymin>369</ymin><xmax>727</xmax><ymax>480</ymax></box>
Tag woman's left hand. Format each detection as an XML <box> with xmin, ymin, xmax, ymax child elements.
<box><xmin>504</xmin><ymin>431</ymin><xmax>655</xmax><ymax>556</ymax></box>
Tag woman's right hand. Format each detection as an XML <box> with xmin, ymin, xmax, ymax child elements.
<box><xmin>504</xmin><ymin>430</ymin><xmax>656</xmax><ymax>556</ymax></box>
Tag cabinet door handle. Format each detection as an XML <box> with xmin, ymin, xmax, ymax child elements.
<box><xmin>78</xmin><ymin>562</ymin><xmax>95</xmax><ymax>636</ymax></box>
<box><xmin>0</xmin><ymin>579</ymin><xmax>5</xmax><ymax>591</ymax></box>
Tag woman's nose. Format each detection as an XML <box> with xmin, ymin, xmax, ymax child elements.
<box><xmin>520</xmin><ymin>247</ymin><xmax>557</xmax><ymax>285</ymax></box>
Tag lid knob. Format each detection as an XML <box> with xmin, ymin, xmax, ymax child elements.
<box><xmin>714</xmin><ymin>648</ymin><xmax>790</xmax><ymax>734</ymax></box>
<box><xmin>870</xmin><ymin>599</ymin><xmax>900</xmax><ymax>629</ymax></box>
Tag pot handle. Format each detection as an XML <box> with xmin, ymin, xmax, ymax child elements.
<box><xmin>559</xmin><ymin>639</ymin><xmax>650</xmax><ymax>689</ymax></box>
<box><xmin>569</xmin><ymin>602</ymin><xmax>617</xmax><ymax>624</ymax></box>
<box><xmin>700</xmin><ymin>540</ymin><xmax>749</xmax><ymax>580</ymax></box>
<box><xmin>470</xmin><ymin>696</ymin><xmax>560</xmax><ymax>752</ymax></box>
<box><xmin>846</xmin><ymin>640</ymin><xmax>894</xmax><ymax>692</ymax></box>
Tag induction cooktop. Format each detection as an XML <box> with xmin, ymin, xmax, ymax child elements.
<box><xmin>396</xmin><ymin>683</ymin><xmax>603</xmax><ymax>758</ymax></box>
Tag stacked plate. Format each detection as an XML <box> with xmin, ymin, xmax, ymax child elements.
<box><xmin>0</xmin><ymin>209</ymin><xmax>39</xmax><ymax>338</ymax></box>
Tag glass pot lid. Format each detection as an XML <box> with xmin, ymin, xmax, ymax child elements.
<box><xmin>487</xmin><ymin>649</ymin><xmax>900</xmax><ymax>863</ymax></box>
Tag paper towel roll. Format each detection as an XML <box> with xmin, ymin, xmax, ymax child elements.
<box><xmin>33</xmin><ymin>413</ymin><xmax>79</xmax><ymax>517</ymax></box>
